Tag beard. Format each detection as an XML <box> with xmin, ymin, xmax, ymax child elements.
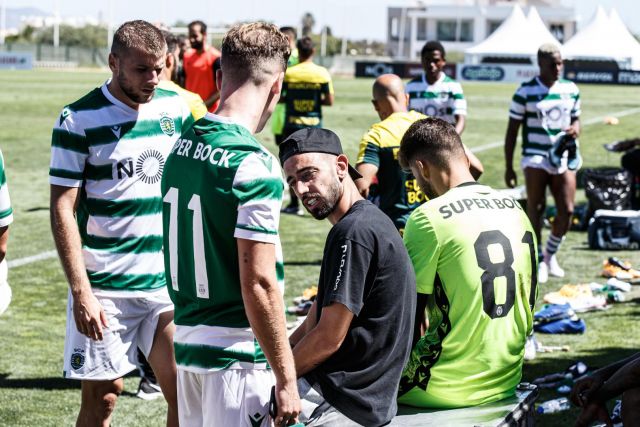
<box><xmin>117</xmin><ymin>71</ymin><xmax>154</xmax><ymax>105</ymax></box>
<box><xmin>190</xmin><ymin>40</ymin><xmax>203</xmax><ymax>50</ymax></box>
<box><xmin>302</xmin><ymin>178</ymin><xmax>343</xmax><ymax>220</ymax></box>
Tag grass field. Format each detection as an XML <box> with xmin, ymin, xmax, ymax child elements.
<box><xmin>0</xmin><ymin>69</ymin><xmax>639</xmax><ymax>426</ymax></box>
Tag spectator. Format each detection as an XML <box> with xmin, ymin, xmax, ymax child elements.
<box><xmin>0</xmin><ymin>148</ymin><xmax>12</xmax><ymax>317</ymax></box>
<box><xmin>184</xmin><ymin>20</ymin><xmax>221</xmax><ymax>112</ymax></box>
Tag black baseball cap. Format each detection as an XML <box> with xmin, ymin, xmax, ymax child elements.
<box><xmin>278</xmin><ymin>128</ymin><xmax>362</xmax><ymax>180</ymax></box>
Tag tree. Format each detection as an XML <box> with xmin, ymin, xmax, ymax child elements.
<box><xmin>301</xmin><ymin>12</ymin><xmax>315</xmax><ymax>36</ymax></box>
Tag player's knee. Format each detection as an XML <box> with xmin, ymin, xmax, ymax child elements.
<box><xmin>84</xmin><ymin>381</ymin><xmax>123</xmax><ymax>413</ymax></box>
<box><xmin>622</xmin><ymin>388</ymin><xmax>640</xmax><ymax>425</ymax></box>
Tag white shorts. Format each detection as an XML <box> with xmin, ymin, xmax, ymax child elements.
<box><xmin>63</xmin><ymin>287</ymin><xmax>173</xmax><ymax>380</ymax></box>
<box><xmin>521</xmin><ymin>154</ymin><xmax>568</xmax><ymax>175</ymax></box>
<box><xmin>177</xmin><ymin>368</ymin><xmax>274</xmax><ymax>427</ymax></box>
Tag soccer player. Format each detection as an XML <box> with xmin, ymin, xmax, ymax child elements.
<box><xmin>406</xmin><ymin>41</ymin><xmax>467</xmax><ymax>135</ymax></box>
<box><xmin>280</xmin><ymin>36</ymin><xmax>334</xmax><ymax>215</ymax></box>
<box><xmin>184</xmin><ymin>20</ymin><xmax>221</xmax><ymax>112</ymax></box>
<box><xmin>49</xmin><ymin>20</ymin><xmax>191</xmax><ymax>427</ymax></box>
<box><xmin>271</xmin><ymin>26</ymin><xmax>299</xmax><ymax>146</ymax></box>
<box><xmin>0</xmin><ymin>148</ymin><xmax>12</xmax><ymax>317</ymax></box>
<box><xmin>356</xmin><ymin>74</ymin><xmax>427</xmax><ymax>232</ymax></box>
<box><xmin>504</xmin><ymin>43</ymin><xmax>581</xmax><ymax>283</ymax></box>
<box><xmin>398</xmin><ymin>117</ymin><xmax>537</xmax><ymax>409</ymax></box>
<box><xmin>161</xmin><ymin>22</ymin><xmax>300</xmax><ymax>426</ymax></box>
<box><xmin>281</xmin><ymin>128</ymin><xmax>416</xmax><ymax>426</ymax></box>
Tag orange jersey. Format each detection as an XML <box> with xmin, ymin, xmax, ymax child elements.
<box><xmin>183</xmin><ymin>47</ymin><xmax>221</xmax><ymax>112</ymax></box>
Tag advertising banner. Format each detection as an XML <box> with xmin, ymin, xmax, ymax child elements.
<box><xmin>0</xmin><ymin>52</ymin><xmax>33</xmax><ymax>70</ymax></box>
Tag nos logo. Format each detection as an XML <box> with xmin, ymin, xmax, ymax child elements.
<box><xmin>117</xmin><ymin>149</ymin><xmax>165</xmax><ymax>184</ymax></box>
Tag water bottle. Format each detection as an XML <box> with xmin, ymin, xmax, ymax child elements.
<box><xmin>536</xmin><ymin>397</ymin><xmax>570</xmax><ymax>414</ymax></box>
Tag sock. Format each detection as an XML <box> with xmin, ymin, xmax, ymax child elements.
<box><xmin>544</xmin><ymin>233</ymin><xmax>565</xmax><ymax>260</ymax></box>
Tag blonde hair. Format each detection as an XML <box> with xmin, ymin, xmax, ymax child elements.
<box><xmin>537</xmin><ymin>43</ymin><xmax>561</xmax><ymax>61</ymax></box>
<box><xmin>221</xmin><ymin>22</ymin><xmax>291</xmax><ymax>85</ymax></box>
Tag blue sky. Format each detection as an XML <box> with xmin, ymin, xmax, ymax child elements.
<box><xmin>3</xmin><ymin>0</ymin><xmax>638</xmax><ymax>41</ymax></box>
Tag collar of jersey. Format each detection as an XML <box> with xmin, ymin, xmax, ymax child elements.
<box><xmin>204</xmin><ymin>113</ymin><xmax>252</xmax><ymax>134</ymax></box>
<box><xmin>421</xmin><ymin>71</ymin><xmax>445</xmax><ymax>87</ymax></box>
<box><xmin>101</xmin><ymin>79</ymin><xmax>139</xmax><ymax>115</ymax></box>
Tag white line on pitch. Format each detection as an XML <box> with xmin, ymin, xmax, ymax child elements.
<box><xmin>471</xmin><ymin>106</ymin><xmax>640</xmax><ymax>153</ymax></box>
<box><xmin>7</xmin><ymin>250</ymin><xmax>57</xmax><ymax>269</ymax></box>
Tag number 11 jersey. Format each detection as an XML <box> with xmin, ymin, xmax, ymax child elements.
<box><xmin>399</xmin><ymin>182</ymin><xmax>537</xmax><ymax>408</ymax></box>
<box><xmin>161</xmin><ymin>114</ymin><xmax>285</xmax><ymax>374</ymax></box>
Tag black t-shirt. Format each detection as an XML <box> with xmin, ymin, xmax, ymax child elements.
<box><xmin>304</xmin><ymin>200</ymin><xmax>416</xmax><ymax>426</ymax></box>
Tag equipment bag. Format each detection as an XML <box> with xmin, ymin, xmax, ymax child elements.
<box><xmin>583</xmin><ymin>168</ymin><xmax>632</xmax><ymax>221</ymax></box>
<box><xmin>588</xmin><ymin>209</ymin><xmax>640</xmax><ymax>250</ymax></box>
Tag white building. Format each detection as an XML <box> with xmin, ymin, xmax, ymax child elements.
<box><xmin>387</xmin><ymin>0</ymin><xmax>577</xmax><ymax>60</ymax></box>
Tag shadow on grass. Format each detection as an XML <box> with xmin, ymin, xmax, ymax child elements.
<box><xmin>284</xmin><ymin>260</ymin><xmax>322</xmax><ymax>266</ymax></box>
<box><xmin>0</xmin><ymin>373</ymin><xmax>80</xmax><ymax>390</ymax></box>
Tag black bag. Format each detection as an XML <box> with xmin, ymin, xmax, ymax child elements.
<box><xmin>583</xmin><ymin>168</ymin><xmax>632</xmax><ymax>222</ymax></box>
<box><xmin>588</xmin><ymin>210</ymin><xmax>640</xmax><ymax>250</ymax></box>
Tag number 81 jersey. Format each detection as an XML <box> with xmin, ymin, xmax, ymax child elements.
<box><xmin>400</xmin><ymin>182</ymin><xmax>537</xmax><ymax>408</ymax></box>
<box><xmin>161</xmin><ymin>114</ymin><xmax>285</xmax><ymax>373</ymax></box>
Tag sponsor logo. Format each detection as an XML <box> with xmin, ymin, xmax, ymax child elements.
<box><xmin>159</xmin><ymin>113</ymin><xmax>176</xmax><ymax>136</ymax></box>
<box><xmin>135</xmin><ymin>149</ymin><xmax>165</xmax><ymax>184</ymax></box>
<box><xmin>70</xmin><ymin>349</ymin><xmax>85</xmax><ymax>370</ymax></box>
<box><xmin>59</xmin><ymin>107</ymin><xmax>71</xmax><ymax>125</ymax></box>
<box><xmin>574</xmin><ymin>71</ymin><xmax>614</xmax><ymax>83</ymax></box>
<box><xmin>461</xmin><ymin>65</ymin><xmax>505</xmax><ymax>81</ymax></box>
<box><xmin>249</xmin><ymin>412</ymin><xmax>266</xmax><ymax>427</ymax></box>
<box><xmin>364</xmin><ymin>62</ymin><xmax>394</xmax><ymax>77</ymax></box>
<box><xmin>618</xmin><ymin>71</ymin><xmax>640</xmax><ymax>85</ymax></box>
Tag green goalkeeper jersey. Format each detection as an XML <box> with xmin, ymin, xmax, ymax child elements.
<box><xmin>399</xmin><ymin>182</ymin><xmax>537</xmax><ymax>408</ymax></box>
<box><xmin>161</xmin><ymin>114</ymin><xmax>284</xmax><ymax>373</ymax></box>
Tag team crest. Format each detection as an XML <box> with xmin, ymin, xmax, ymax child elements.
<box><xmin>439</xmin><ymin>91</ymin><xmax>448</xmax><ymax>101</ymax></box>
<box><xmin>70</xmin><ymin>350</ymin><xmax>85</xmax><ymax>370</ymax></box>
<box><xmin>159</xmin><ymin>113</ymin><xmax>175</xmax><ymax>136</ymax></box>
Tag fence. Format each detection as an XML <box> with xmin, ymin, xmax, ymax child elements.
<box><xmin>0</xmin><ymin>43</ymin><xmax>109</xmax><ymax>68</ymax></box>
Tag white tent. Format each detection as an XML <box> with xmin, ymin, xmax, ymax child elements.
<box><xmin>464</xmin><ymin>5</ymin><xmax>559</xmax><ymax>65</ymax></box>
<box><xmin>561</xmin><ymin>6</ymin><xmax>640</xmax><ymax>69</ymax></box>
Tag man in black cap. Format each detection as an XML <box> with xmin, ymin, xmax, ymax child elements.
<box><xmin>280</xmin><ymin>127</ymin><xmax>416</xmax><ymax>426</ymax></box>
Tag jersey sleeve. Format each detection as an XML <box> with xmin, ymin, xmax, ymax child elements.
<box><xmin>403</xmin><ymin>208</ymin><xmax>440</xmax><ymax>295</ymax></box>
<box><xmin>571</xmin><ymin>85</ymin><xmax>581</xmax><ymax>119</ymax></box>
<box><xmin>451</xmin><ymin>82</ymin><xmax>467</xmax><ymax>117</ymax></box>
<box><xmin>232</xmin><ymin>151</ymin><xmax>284</xmax><ymax>244</ymax></box>
<box><xmin>356</xmin><ymin>128</ymin><xmax>381</xmax><ymax>167</ymax></box>
<box><xmin>0</xmin><ymin>149</ymin><xmax>13</xmax><ymax>227</ymax></box>
<box><xmin>322</xmin><ymin>238</ymin><xmax>372</xmax><ymax>316</ymax></box>
<box><xmin>50</xmin><ymin>107</ymin><xmax>89</xmax><ymax>188</ymax></box>
<box><xmin>322</xmin><ymin>69</ymin><xmax>334</xmax><ymax>95</ymax></box>
<box><xmin>509</xmin><ymin>86</ymin><xmax>527</xmax><ymax>121</ymax></box>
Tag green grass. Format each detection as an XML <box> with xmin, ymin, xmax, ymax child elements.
<box><xmin>0</xmin><ymin>69</ymin><xmax>639</xmax><ymax>425</ymax></box>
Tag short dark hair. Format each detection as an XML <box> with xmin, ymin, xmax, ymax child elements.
<box><xmin>297</xmin><ymin>36</ymin><xmax>314</xmax><ymax>58</ymax></box>
<box><xmin>188</xmin><ymin>20</ymin><xmax>207</xmax><ymax>34</ymax></box>
<box><xmin>398</xmin><ymin>117</ymin><xmax>465</xmax><ymax>171</ymax></box>
<box><xmin>221</xmin><ymin>22</ymin><xmax>290</xmax><ymax>85</ymax></box>
<box><xmin>162</xmin><ymin>30</ymin><xmax>178</xmax><ymax>53</ymax></box>
<box><xmin>111</xmin><ymin>20</ymin><xmax>166</xmax><ymax>57</ymax></box>
<box><xmin>421</xmin><ymin>40</ymin><xmax>446</xmax><ymax>60</ymax></box>
<box><xmin>280</xmin><ymin>26</ymin><xmax>297</xmax><ymax>39</ymax></box>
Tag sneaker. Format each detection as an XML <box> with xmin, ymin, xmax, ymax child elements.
<box><xmin>538</xmin><ymin>261</ymin><xmax>549</xmax><ymax>284</ymax></box>
<box><xmin>0</xmin><ymin>282</ymin><xmax>11</xmax><ymax>316</ymax></box>
<box><xmin>524</xmin><ymin>335</ymin><xmax>537</xmax><ymax>361</ymax></box>
<box><xmin>546</xmin><ymin>255</ymin><xmax>565</xmax><ymax>278</ymax></box>
<box><xmin>136</xmin><ymin>377</ymin><xmax>162</xmax><ymax>401</ymax></box>
<box><xmin>548</xmin><ymin>133</ymin><xmax>567</xmax><ymax>168</ymax></box>
<box><xmin>281</xmin><ymin>205</ymin><xmax>304</xmax><ymax>216</ymax></box>
<box><xmin>566</xmin><ymin>139</ymin><xmax>582</xmax><ymax>170</ymax></box>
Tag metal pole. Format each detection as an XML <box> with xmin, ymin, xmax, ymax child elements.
<box><xmin>53</xmin><ymin>0</ymin><xmax>60</xmax><ymax>47</ymax></box>
<box><xmin>0</xmin><ymin>0</ymin><xmax>6</xmax><ymax>46</ymax></box>
<box><xmin>398</xmin><ymin>7</ymin><xmax>407</xmax><ymax>59</ymax></box>
<box><xmin>107</xmin><ymin>0</ymin><xmax>113</xmax><ymax>49</ymax></box>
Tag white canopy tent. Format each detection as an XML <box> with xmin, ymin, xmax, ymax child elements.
<box><xmin>464</xmin><ymin>5</ymin><xmax>560</xmax><ymax>65</ymax></box>
<box><xmin>561</xmin><ymin>6</ymin><xmax>640</xmax><ymax>70</ymax></box>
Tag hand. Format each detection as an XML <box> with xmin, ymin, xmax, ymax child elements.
<box><xmin>505</xmin><ymin>168</ymin><xmax>517</xmax><ymax>188</ymax></box>
<box><xmin>72</xmin><ymin>291</ymin><xmax>108</xmax><ymax>341</ymax></box>
<box><xmin>574</xmin><ymin>401</ymin><xmax>612</xmax><ymax>427</ymax></box>
<box><xmin>274</xmin><ymin>380</ymin><xmax>301</xmax><ymax>426</ymax></box>
<box><xmin>570</xmin><ymin>373</ymin><xmax>605</xmax><ymax>407</ymax></box>
<box><xmin>564</xmin><ymin>125</ymin><xmax>580</xmax><ymax>139</ymax></box>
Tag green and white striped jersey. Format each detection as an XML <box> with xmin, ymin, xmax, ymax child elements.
<box><xmin>0</xmin><ymin>149</ymin><xmax>13</xmax><ymax>228</ymax></box>
<box><xmin>406</xmin><ymin>72</ymin><xmax>467</xmax><ymax>124</ymax></box>
<box><xmin>161</xmin><ymin>114</ymin><xmax>285</xmax><ymax>373</ymax></box>
<box><xmin>509</xmin><ymin>77</ymin><xmax>581</xmax><ymax>157</ymax></box>
<box><xmin>49</xmin><ymin>81</ymin><xmax>193</xmax><ymax>292</ymax></box>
